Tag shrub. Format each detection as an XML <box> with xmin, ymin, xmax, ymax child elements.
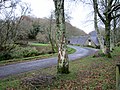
<box><xmin>15</xmin><ymin>40</ymin><xmax>28</xmax><ymax>46</ymax></box>
<box><xmin>0</xmin><ymin>44</ymin><xmax>53</xmax><ymax>61</ymax></box>
<box><xmin>11</xmin><ymin>46</ymin><xmax>40</xmax><ymax>58</ymax></box>
<box><xmin>36</xmin><ymin>32</ymin><xmax>48</xmax><ymax>43</ymax></box>
<box><xmin>0</xmin><ymin>52</ymin><xmax>12</xmax><ymax>60</ymax></box>
<box><xmin>0</xmin><ymin>44</ymin><xmax>17</xmax><ymax>60</ymax></box>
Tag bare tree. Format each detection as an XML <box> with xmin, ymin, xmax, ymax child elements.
<box><xmin>93</xmin><ymin>0</ymin><xmax>105</xmax><ymax>54</ymax></box>
<box><xmin>47</xmin><ymin>12</ymin><xmax>56</xmax><ymax>53</ymax></box>
<box><xmin>53</xmin><ymin>0</ymin><xmax>69</xmax><ymax>74</ymax></box>
<box><xmin>0</xmin><ymin>0</ymin><xmax>30</xmax><ymax>59</ymax></box>
<box><xmin>93</xmin><ymin>0</ymin><xmax>120</xmax><ymax>57</ymax></box>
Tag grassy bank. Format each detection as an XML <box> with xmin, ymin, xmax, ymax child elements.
<box><xmin>28</xmin><ymin>42</ymin><xmax>50</xmax><ymax>46</ymax></box>
<box><xmin>0</xmin><ymin>44</ymin><xmax>75</xmax><ymax>66</ymax></box>
<box><xmin>0</xmin><ymin>47</ymin><xmax>119</xmax><ymax>90</ymax></box>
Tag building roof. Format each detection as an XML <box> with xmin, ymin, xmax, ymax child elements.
<box><xmin>90</xmin><ymin>36</ymin><xmax>99</xmax><ymax>46</ymax></box>
<box><xmin>89</xmin><ymin>31</ymin><xmax>97</xmax><ymax>36</ymax></box>
<box><xmin>68</xmin><ymin>31</ymin><xmax>103</xmax><ymax>46</ymax></box>
<box><xmin>68</xmin><ymin>36</ymin><xmax>89</xmax><ymax>45</ymax></box>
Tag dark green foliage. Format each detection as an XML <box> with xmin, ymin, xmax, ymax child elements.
<box><xmin>0</xmin><ymin>44</ymin><xmax>17</xmax><ymax>60</ymax></box>
<box><xmin>0</xmin><ymin>46</ymin><xmax>40</xmax><ymax>60</ymax></box>
<box><xmin>0</xmin><ymin>52</ymin><xmax>12</xmax><ymax>60</ymax></box>
<box><xmin>11</xmin><ymin>46</ymin><xmax>40</xmax><ymax>58</ymax></box>
<box><xmin>28</xmin><ymin>23</ymin><xmax>41</xmax><ymax>39</ymax></box>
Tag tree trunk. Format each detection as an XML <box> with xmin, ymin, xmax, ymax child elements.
<box><xmin>53</xmin><ymin>0</ymin><xmax>69</xmax><ymax>74</ymax></box>
<box><xmin>113</xmin><ymin>15</ymin><xmax>117</xmax><ymax>47</ymax></box>
<box><xmin>110</xmin><ymin>30</ymin><xmax>114</xmax><ymax>51</ymax></box>
<box><xmin>105</xmin><ymin>14</ymin><xmax>111</xmax><ymax>58</ymax></box>
<box><xmin>48</xmin><ymin>30</ymin><xmax>55</xmax><ymax>53</ymax></box>
<box><xmin>48</xmin><ymin>14</ymin><xmax>56</xmax><ymax>53</ymax></box>
<box><xmin>92</xmin><ymin>0</ymin><xmax>120</xmax><ymax>57</ymax></box>
<box><xmin>93</xmin><ymin>0</ymin><xmax>105</xmax><ymax>54</ymax></box>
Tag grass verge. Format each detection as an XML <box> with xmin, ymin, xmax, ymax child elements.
<box><xmin>28</xmin><ymin>42</ymin><xmax>50</xmax><ymax>46</ymax></box>
<box><xmin>0</xmin><ymin>45</ymin><xmax>76</xmax><ymax>66</ymax></box>
<box><xmin>0</xmin><ymin>47</ymin><xmax>120</xmax><ymax>90</ymax></box>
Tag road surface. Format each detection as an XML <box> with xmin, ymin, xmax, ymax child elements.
<box><xmin>0</xmin><ymin>45</ymin><xmax>98</xmax><ymax>78</ymax></box>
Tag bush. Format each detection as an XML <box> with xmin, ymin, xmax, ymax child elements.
<box><xmin>0</xmin><ymin>52</ymin><xmax>12</xmax><ymax>60</ymax></box>
<box><xmin>15</xmin><ymin>40</ymin><xmax>28</xmax><ymax>46</ymax></box>
<box><xmin>11</xmin><ymin>46</ymin><xmax>40</xmax><ymax>58</ymax></box>
<box><xmin>36</xmin><ymin>32</ymin><xmax>48</xmax><ymax>43</ymax></box>
<box><xmin>0</xmin><ymin>44</ymin><xmax>53</xmax><ymax>61</ymax></box>
<box><xmin>0</xmin><ymin>44</ymin><xmax>17</xmax><ymax>60</ymax></box>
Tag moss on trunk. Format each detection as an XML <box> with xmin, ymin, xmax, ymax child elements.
<box><xmin>104</xmin><ymin>12</ymin><xmax>112</xmax><ymax>58</ymax></box>
<box><xmin>53</xmin><ymin>0</ymin><xmax>69</xmax><ymax>74</ymax></box>
<box><xmin>57</xmin><ymin>62</ymin><xmax>69</xmax><ymax>74</ymax></box>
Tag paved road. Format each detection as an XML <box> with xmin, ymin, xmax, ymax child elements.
<box><xmin>0</xmin><ymin>45</ymin><xmax>98</xmax><ymax>78</ymax></box>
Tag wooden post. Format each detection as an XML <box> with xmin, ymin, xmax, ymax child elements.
<box><xmin>116</xmin><ymin>64</ymin><xmax>120</xmax><ymax>90</ymax></box>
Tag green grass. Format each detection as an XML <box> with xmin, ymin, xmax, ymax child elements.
<box><xmin>0</xmin><ymin>53</ymin><xmax>56</xmax><ymax>66</ymax></box>
<box><xmin>28</xmin><ymin>42</ymin><xmax>49</xmax><ymax>46</ymax></box>
<box><xmin>67</xmin><ymin>47</ymin><xmax>76</xmax><ymax>54</ymax></box>
<box><xmin>0</xmin><ymin>47</ymin><xmax>120</xmax><ymax>90</ymax></box>
<box><xmin>0</xmin><ymin>44</ymin><xmax>76</xmax><ymax>66</ymax></box>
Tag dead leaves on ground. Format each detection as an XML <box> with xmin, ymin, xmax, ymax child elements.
<box><xmin>53</xmin><ymin>61</ymin><xmax>116</xmax><ymax>90</ymax></box>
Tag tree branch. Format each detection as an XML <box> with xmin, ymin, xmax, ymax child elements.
<box><xmin>109</xmin><ymin>3</ymin><xmax>120</xmax><ymax>14</ymax></box>
<box><xmin>111</xmin><ymin>13</ymin><xmax>120</xmax><ymax>19</ymax></box>
<box><xmin>96</xmin><ymin>5</ymin><xmax>105</xmax><ymax>24</ymax></box>
<box><xmin>109</xmin><ymin>0</ymin><xmax>113</xmax><ymax>6</ymax></box>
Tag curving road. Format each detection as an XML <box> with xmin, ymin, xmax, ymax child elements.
<box><xmin>0</xmin><ymin>45</ymin><xmax>98</xmax><ymax>78</ymax></box>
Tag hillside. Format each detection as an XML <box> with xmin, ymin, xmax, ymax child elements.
<box><xmin>66</xmin><ymin>22</ymin><xmax>87</xmax><ymax>37</ymax></box>
<box><xmin>18</xmin><ymin>16</ymin><xmax>86</xmax><ymax>43</ymax></box>
<box><xmin>37</xmin><ymin>17</ymin><xmax>87</xmax><ymax>37</ymax></box>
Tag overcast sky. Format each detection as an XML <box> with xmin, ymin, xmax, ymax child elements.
<box><xmin>23</xmin><ymin>0</ymin><xmax>94</xmax><ymax>34</ymax></box>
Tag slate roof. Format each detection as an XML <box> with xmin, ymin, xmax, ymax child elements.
<box><xmin>89</xmin><ymin>31</ymin><xmax>99</xmax><ymax>46</ymax></box>
<box><xmin>68</xmin><ymin>31</ymin><xmax>103</xmax><ymax>46</ymax></box>
<box><xmin>68</xmin><ymin>36</ymin><xmax>89</xmax><ymax>45</ymax></box>
<box><xmin>89</xmin><ymin>31</ymin><xmax>97</xmax><ymax>36</ymax></box>
<box><xmin>90</xmin><ymin>36</ymin><xmax>99</xmax><ymax>46</ymax></box>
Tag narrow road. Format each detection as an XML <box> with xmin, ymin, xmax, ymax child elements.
<box><xmin>0</xmin><ymin>45</ymin><xmax>98</xmax><ymax>78</ymax></box>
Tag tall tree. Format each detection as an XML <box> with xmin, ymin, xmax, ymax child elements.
<box><xmin>93</xmin><ymin>0</ymin><xmax>120</xmax><ymax>58</ymax></box>
<box><xmin>47</xmin><ymin>12</ymin><xmax>56</xmax><ymax>53</ymax></box>
<box><xmin>0</xmin><ymin>0</ymin><xmax>30</xmax><ymax>59</ymax></box>
<box><xmin>53</xmin><ymin>0</ymin><xmax>69</xmax><ymax>74</ymax></box>
<box><xmin>93</xmin><ymin>0</ymin><xmax>105</xmax><ymax>54</ymax></box>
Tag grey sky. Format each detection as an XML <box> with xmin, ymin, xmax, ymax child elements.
<box><xmin>23</xmin><ymin>0</ymin><xmax>94</xmax><ymax>34</ymax></box>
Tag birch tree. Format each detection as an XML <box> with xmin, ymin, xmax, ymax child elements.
<box><xmin>53</xmin><ymin>0</ymin><xmax>69</xmax><ymax>74</ymax></box>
